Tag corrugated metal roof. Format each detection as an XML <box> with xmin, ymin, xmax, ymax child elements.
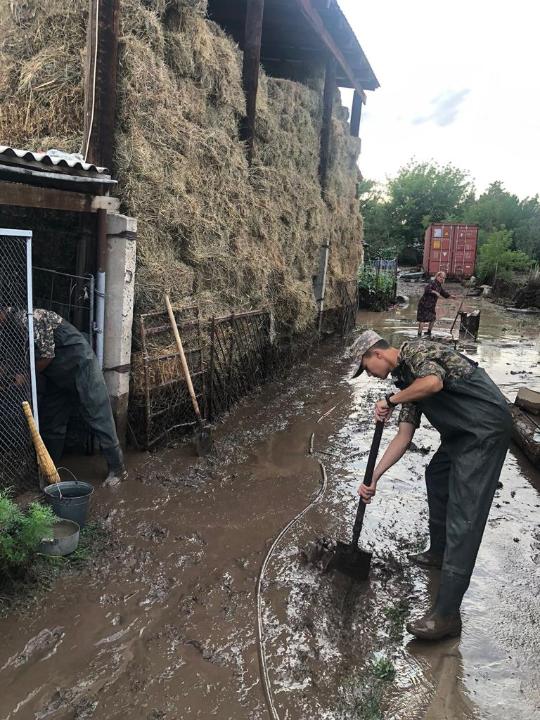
<box><xmin>0</xmin><ymin>146</ymin><xmax>109</xmax><ymax>175</ymax></box>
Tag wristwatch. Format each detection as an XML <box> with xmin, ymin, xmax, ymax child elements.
<box><xmin>385</xmin><ymin>393</ymin><xmax>398</xmax><ymax>408</ymax></box>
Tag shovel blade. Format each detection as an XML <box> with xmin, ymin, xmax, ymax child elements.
<box><xmin>326</xmin><ymin>540</ymin><xmax>372</xmax><ymax>581</ymax></box>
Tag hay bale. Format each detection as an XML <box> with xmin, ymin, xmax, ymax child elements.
<box><xmin>1</xmin><ymin>0</ymin><xmax>363</xmax><ymax>334</ymax></box>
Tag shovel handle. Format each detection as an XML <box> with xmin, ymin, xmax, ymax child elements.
<box><xmin>165</xmin><ymin>295</ymin><xmax>203</xmax><ymax>426</ymax></box>
<box><xmin>352</xmin><ymin>419</ymin><xmax>384</xmax><ymax>547</ymax></box>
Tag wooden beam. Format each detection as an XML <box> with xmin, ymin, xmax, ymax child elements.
<box><xmin>241</xmin><ymin>0</ymin><xmax>265</xmax><ymax>163</ymax></box>
<box><xmin>0</xmin><ymin>182</ymin><xmax>120</xmax><ymax>214</ymax></box>
<box><xmin>350</xmin><ymin>90</ymin><xmax>362</xmax><ymax>137</ymax></box>
<box><xmin>294</xmin><ymin>0</ymin><xmax>366</xmax><ymax>103</ymax></box>
<box><xmin>83</xmin><ymin>0</ymin><xmax>120</xmax><ymax>170</ymax></box>
<box><xmin>319</xmin><ymin>56</ymin><xmax>336</xmax><ymax>192</ymax></box>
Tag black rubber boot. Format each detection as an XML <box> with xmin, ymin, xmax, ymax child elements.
<box><xmin>409</xmin><ymin>520</ymin><xmax>445</xmax><ymax>568</ymax></box>
<box><xmin>409</xmin><ymin>549</ymin><xmax>443</xmax><ymax>569</ymax></box>
<box><xmin>101</xmin><ymin>445</ymin><xmax>127</xmax><ymax>486</ymax></box>
<box><xmin>406</xmin><ymin>610</ymin><xmax>461</xmax><ymax>640</ymax></box>
<box><xmin>434</xmin><ymin>571</ymin><xmax>470</xmax><ymax>617</ymax></box>
<box><xmin>407</xmin><ymin>571</ymin><xmax>468</xmax><ymax>640</ymax></box>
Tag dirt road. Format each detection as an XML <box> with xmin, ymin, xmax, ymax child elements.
<box><xmin>1</xmin><ymin>290</ymin><xmax>539</xmax><ymax>719</ymax></box>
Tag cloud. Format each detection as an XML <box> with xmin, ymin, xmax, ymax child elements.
<box><xmin>412</xmin><ymin>89</ymin><xmax>471</xmax><ymax>127</ymax></box>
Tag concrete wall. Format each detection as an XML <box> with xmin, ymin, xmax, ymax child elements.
<box><xmin>103</xmin><ymin>213</ymin><xmax>136</xmax><ymax>446</ymax></box>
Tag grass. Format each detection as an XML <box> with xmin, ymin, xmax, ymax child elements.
<box><xmin>370</xmin><ymin>656</ymin><xmax>396</xmax><ymax>682</ymax></box>
<box><xmin>383</xmin><ymin>598</ymin><xmax>410</xmax><ymax>640</ymax></box>
<box><xmin>337</xmin><ymin>654</ymin><xmax>397</xmax><ymax>719</ymax></box>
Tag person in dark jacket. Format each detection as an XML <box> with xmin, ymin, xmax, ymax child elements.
<box><xmin>0</xmin><ymin>307</ymin><xmax>127</xmax><ymax>486</ymax></box>
<box><xmin>350</xmin><ymin>330</ymin><xmax>511</xmax><ymax>640</ymax></box>
<box><xmin>416</xmin><ymin>271</ymin><xmax>455</xmax><ymax>337</ymax></box>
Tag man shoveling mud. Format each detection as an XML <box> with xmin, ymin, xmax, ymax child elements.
<box><xmin>351</xmin><ymin>330</ymin><xmax>511</xmax><ymax>640</ymax></box>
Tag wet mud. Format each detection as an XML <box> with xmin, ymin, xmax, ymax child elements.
<box><xmin>1</xmin><ymin>287</ymin><xmax>539</xmax><ymax>720</ymax></box>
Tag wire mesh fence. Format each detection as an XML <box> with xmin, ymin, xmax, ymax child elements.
<box><xmin>0</xmin><ymin>230</ymin><xmax>38</xmax><ymax>494</ymax></box>
<box><xmin>357</xmin><ymin>257</ymin><xmax>398</xmax><ymax>310</ymax></box>
<box><xmin>33</xmin><ymin>267</ymin><xmax>95</xmax><ymax>344</ymax></box>
<box><xmin>130</xmin><ymin>308</ymin><xmax>273</xmax><ymax>449</ymax></box>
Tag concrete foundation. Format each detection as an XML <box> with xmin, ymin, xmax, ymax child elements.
<box><xmin>103</xmin><ymin>213</ymin><xmax>136</xmax><ymax>446</ymax></box>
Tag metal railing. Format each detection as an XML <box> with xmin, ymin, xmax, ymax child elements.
<box><xmin>130</xmin><ymin>308</ymin><xmax>273</xmax><ymax>449</ymax></box>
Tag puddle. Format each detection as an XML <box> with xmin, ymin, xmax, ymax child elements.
<box><xmin>0</xmin><ymin>284</ymin><xmax>539</xmax><ymax>719</ymax></box>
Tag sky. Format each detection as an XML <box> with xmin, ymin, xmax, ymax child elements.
<box><xmin>338</xmin><ymin>0</ymin><xmax>540</xmax><ymax>199</ymax></box>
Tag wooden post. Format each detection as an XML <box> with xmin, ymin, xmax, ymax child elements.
<box><xmin>350</xmin><ymin>90</ymin><xmax>362</xmax><ymax>137</ymax></box>
<box><xmin>83</xmin><ymin>0</ymin><xmax>120</xmax><ymax>170</ymax></box>
<box><xmin>319</xmin><ymin>55</ymin><xmax>336</xmax><ymax>192</ymax></box>
<box><xmin>241</xmin><ymin>0</ymin><xmax>265</xmax><ymax>163</ymax></box>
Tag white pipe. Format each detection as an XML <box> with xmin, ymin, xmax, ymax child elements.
<box><xmin>95</xmin><ymin>270</ymin><xmax>105</xmax><ymax>368</ymax></box>
<box><xmin>26</xmin><ymin>234</ymin><xmax>39</xmax><ymax>431</ymax></box>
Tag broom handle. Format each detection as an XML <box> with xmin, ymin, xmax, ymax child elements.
<box><xmin>165</xmin><ymin>295</ymin><xmax>203</xmax><ymax>426</ymax></box>
<box><xmin>351</xmin><ymin>420</ymin><xmax>384</xmax><ymax>547</ymax></box>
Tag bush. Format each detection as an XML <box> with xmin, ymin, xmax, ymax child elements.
<box><xmin>357</xmin><ymin>266</ymin><xmax>396</xmax><ymax>310</ymax></box>
<box><xmin>0</xmin><ymin>491</ymin><xmax>56</xmax><ymax>572</ymax></box>
<box><xmin>477</xmin><ymin>229</ymin><xmax>531</xmax><ymax>283</ymax></box>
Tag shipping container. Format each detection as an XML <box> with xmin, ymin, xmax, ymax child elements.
<box><xmin>422</xmin><ymin>223</ymin><xmax>478</xmax><ymax>279</ymax></box>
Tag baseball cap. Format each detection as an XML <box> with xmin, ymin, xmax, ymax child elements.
<box><xmin>350</xmin><ymin>330</ymin><xmax>383</xmax><ymax>378</ymax></box>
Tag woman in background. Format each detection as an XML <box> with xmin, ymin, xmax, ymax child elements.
<box><xmin>417</xmin><ymin>271</ymin><xmax>455</xmax><ymax>337</ymax></box>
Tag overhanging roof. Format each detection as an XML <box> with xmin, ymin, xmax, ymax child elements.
<box><xmin>207</xmin><ymin>0</ymin><xmax>379</xmax><ymax>96</ymax></box>
<box><xmin>0</xmin><ymin>146</ymin><xmax>117</xmax><ymax>194</ymax></box>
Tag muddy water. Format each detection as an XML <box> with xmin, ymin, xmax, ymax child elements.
<box><xmin>0</xmin><ymin>289</ymin><xmax>539</xmax><ymax>720</ymax></box>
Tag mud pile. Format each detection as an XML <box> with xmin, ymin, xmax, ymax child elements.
<box><xmin>0</xmin><ymin>0</ymin><xmax>363</xmax><ymax>334</ymax></box>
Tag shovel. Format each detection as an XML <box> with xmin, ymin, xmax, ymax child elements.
<box><xmin>305</xmin><ymin>420</ymin><xmax>384</xmax><ymax>580</ymax></box>
<box><xmin>165</xmin><ymin>295</ymin><xmax>213</xmax><ymax>456</ymax></box>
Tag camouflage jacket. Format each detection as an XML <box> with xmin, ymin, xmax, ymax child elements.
<box><xmin>392</xmin><ymin>339</ymin><xmax>476</xmax><ymax>428</ymax></box>
<box><xmin>8</xmin><ymin>308</ymin><xmax>63</xmax><ymax>360</ymax></box>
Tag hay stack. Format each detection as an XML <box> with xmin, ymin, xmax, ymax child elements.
<box><xmin>0</xmin><ymin>0</ymin><xmax>363</xmax><ymax>335</ymax></box>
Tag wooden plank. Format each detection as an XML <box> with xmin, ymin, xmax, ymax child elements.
<box><xmin>318</xmin><ymin>56</ymin><xmax>336</xmax><ymax>191</ymax></box>
<box><xmin>0</xmin><ymin>181</ymin><xmax>119</xmax><ymax>213</ymax></box>
<box><xmin>0</xmin><ymin>181</ymin><xmax>93</xmax><ymax>213</ymax></box>
<box><xmin>350</xmin><ymin>90</ymin><xmax>362</xmax><ymax>137</ymax></box>
<box><xmin>508</xmin><ymin>403</ymin><xmax>540</xmax><ymax>468</ymax></box>
<box><xmin>83</xmin><ymin>0</ymin><xmax>121</xmax><ymax>170</ymax></box>
<box><xmin>241</xmin><ymin>0</ymin><xmax>265</xmax><ymax>162</ymax></box>
<box><xmin>294</xmin><ymin>0</ymin><xmax>366</xmax><ymax>102</ymax></box>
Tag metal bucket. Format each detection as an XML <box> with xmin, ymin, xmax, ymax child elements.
<box><xmin>38</xmin><ymin>518</ymin><xmax>80</xmax><ymax>556</ymax></box>
<box><xmin>44</xmin><ymin>481</ymin><xmax>94</xmax><ymax>528</ymax></box>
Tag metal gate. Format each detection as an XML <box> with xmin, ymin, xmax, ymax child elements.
<box><xmin>0</xmin><ymin>229</ymin><xmax>38</xmax><ymax>493</ymax></box>
<box><xmin>32</xmin><ymin>267</ymin><xmax>96</xmax><ymax>454</ymax></box>
<box><xmin>32</xmin><ymin>267</ymin><xmax>95</xmax><ymax>345</ymax></box>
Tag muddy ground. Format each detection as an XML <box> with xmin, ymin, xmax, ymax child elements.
<box><xmin>1</xmin><ymin>286</ymin><xmax>539</xmax><ymax>720</ymax></box>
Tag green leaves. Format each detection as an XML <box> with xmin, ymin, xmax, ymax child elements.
<box><xmin>477</xmin><ymin>229</ymin><xmax>531</xmax><ymax>283</ymax></box>
<box><xmin>360</xmin><ymin>164</ymin><xmax>540</xmax><ymax>265</ymax></box>
<box><xmin>0</xmin><ymin>490</ymin><xmax>56</xmax><ymax>570</ymax></box>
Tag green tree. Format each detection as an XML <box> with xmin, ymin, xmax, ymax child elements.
<box><xmin>476</xmin><ymin>229</ymin><xmax>531</xmax><ymax>283</ymax></box>
<box><xmin>464</xmin><ymin>182</ymin><xmax>540</xmax><ymax>260</ymax></box>
<box><xmin>359</xmin><ymin>161</ymin><xmax>474</xmax><ymax>263</ymax></box>
<box><xmin>386</xmin><ymin>161</ymin><xmax>474</xmax><ymax>260</ymax></box>
<box><xmin>357</xmin><ymin>179</ymin><xmax>395</xmax><ymax>258</ymax></box>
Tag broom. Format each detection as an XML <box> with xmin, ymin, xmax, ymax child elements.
<box><xmin>22</xmin><ymin>401</ymin><xmax>60</xmax><ymax>484</ymax></box>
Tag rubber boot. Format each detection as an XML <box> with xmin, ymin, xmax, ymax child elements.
<box><xmin>409</xmin><ymin>521</ymin><xmax>445</xmax><ymax>569</ymax></box>
<box><xmin>101</xmin><ymin>444</ymin><xmax>127</xmax><ymax>487</ymax></box>
<box><xmin>406</xmin><ymin>571</ymin><xmax>468</xmax><ymax>641</ymax></box>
